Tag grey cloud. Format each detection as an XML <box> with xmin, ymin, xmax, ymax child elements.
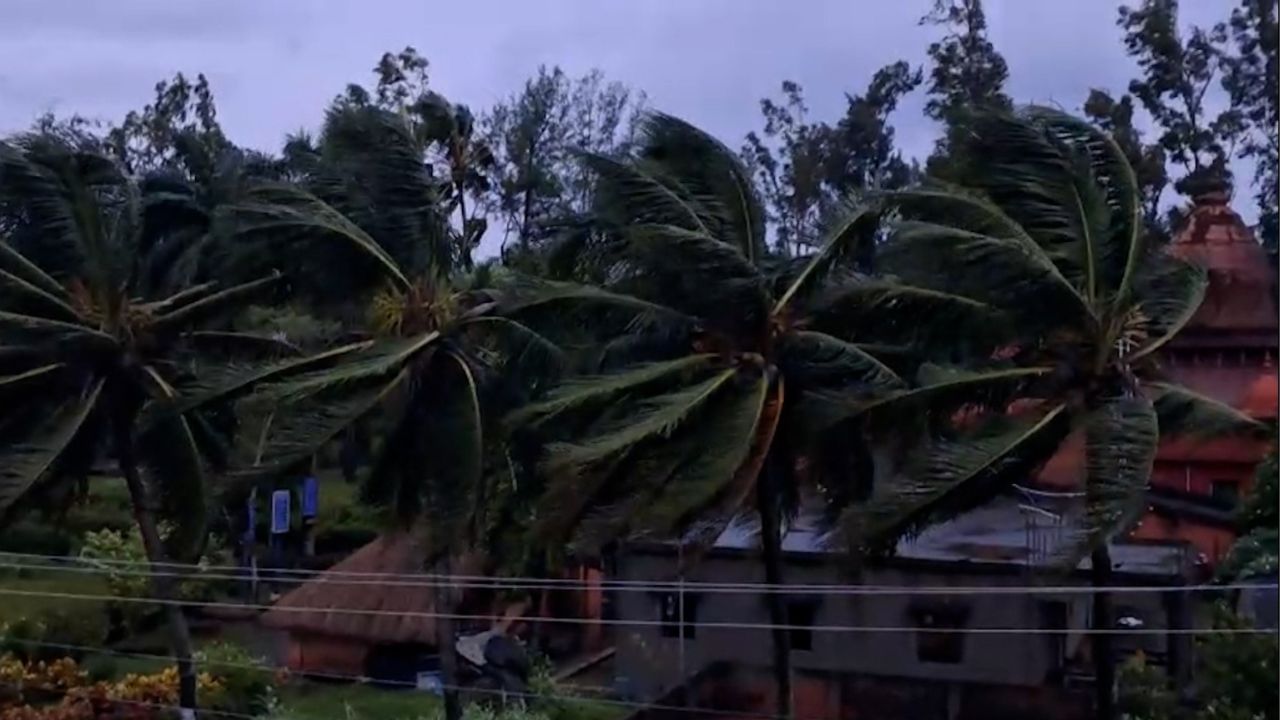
<box><xmin>0</xmin><ymin>0</ymin><xmax>1251</xmax><ymax>221</ymax></box>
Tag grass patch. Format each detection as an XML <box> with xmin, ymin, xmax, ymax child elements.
<box><xmin>279</xmin><ymin>681</ymin><xmax>441</xmax><ymax>720</ymax></box>
<box><xmin>0</xmin><ymin>569</ymin><xmax>111</xmax><ymax>624</ymax></box>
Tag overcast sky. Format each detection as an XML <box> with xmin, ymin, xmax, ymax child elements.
<box><xmin>0</xmin><ymin>0</ymin><xmax>1249</xmax><ymax>245</ymax></box>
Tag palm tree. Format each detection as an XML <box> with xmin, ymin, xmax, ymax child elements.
<box><xmin>835</xmin><ymin>107</ymin><xmax>1263</xmax><ymax>720</ymax></box>
<box><xmin>0</xmin><ymin>134</ymin><xmax>315</xmax><ymax>715</ymax></box>
<box><xmin>504</xmin><ymin>113</ymin><xmax>991</xmax><ymax>719</ymax></box>
<box><xmin>219</xmin><ymin>107</ymin><xmax>557</xmax><ymax>720</ymax></box>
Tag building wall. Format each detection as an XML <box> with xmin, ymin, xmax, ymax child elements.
<box><xmin>1131</xmin><ymin>513</ymin><xmax>1236</xmax><ymax>564</ymax></box>
<box><xmin>613</xmin><ymin>552</ymin><xmax>1175</xmax><ymax>703</ymax></box>
<box><xmin>285</xmin><ymin>633</ymin><xmax>369</xmax><ymax>677</ymax></box>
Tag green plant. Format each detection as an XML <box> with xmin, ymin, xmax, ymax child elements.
<box><xmin>1118</xmin><ymin>652</ymin><xmax>1183</xmax><ymax>720</ymax></box>
<box><xmin>194</xmin><ymin>641</ymin><xmax>277</xmax><ymax>715</ymax></box>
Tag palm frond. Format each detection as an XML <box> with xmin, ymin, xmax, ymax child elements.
<box><xmin>148</xmin><ymin>272</ymin><xmax>284</xmax><ymax>338</ymax></box>
<box><xmin>579</xmin><ymin>152</ymin><xmax>712</xmax><ymax>235</ymax></box>
<box><xmin>0</xmin><ymin>240</ymin><xmax>68</xmax><ymax>301</ymax></box>
<box><xmin>0</xmin><ymin>364</ymin><xmax>66</xmax><ymax>398</ymax></box>
<box><xmin>234</xmin><ymin>368</ymin><xmax>411</xmax><ymax>483</ymax></box>
<box><xmin>506</xmin><ymin>354</ymin><xmax>717</xmax><ymax>429</ymax></box>
<box><xmin>881</xmin><ymin>221</ymin><xmax>1090</xmax><ymax>324</ymax></box>
<box><xmin>800</xmin><ymin>365</ymin><xmax>1055</xmax><ymax>431</ymax></box>
<box><xmin>137</xmin><ymin>367</ymin><xmax>207</xmax><ymax>562</ymax></box>
<box><xmin>780</xmin><ymin>331</ymin><xmax>904</xmax><ymax>390</ymax></box>
<box><xmin>622</xmin><ymin>223</ymin><xmax>769</xmax><ymax>330</ymax></box>
<box><xmin>1127</xmin><ymin>253</ymin><xmax>1208</xmax><ymax>361</ymax></box>
<box><xmin>221</xmin><ymin>182</ymin><xmax>410</xmax><ymax>289</ymax></box>
<box><xmin>1023</xmin><ymin>106</ymin><xmax>1143</xmax><ymax>306</ymax></box>
<box><xmin>541</xmin><ymin>368</ymin><xmax>737</xmax><ymax>473</ymax></box>
<box><xmin>461</xmin><ymin>315</ymin><xmax>565</xmax><ymax>391</ymax></box>
<box><xmin>842</xmin><ymin>404</ymin><xmax>1068</xmax><ymax>553</ymax></box>
<box><xmin>135</xmin><ymin>281</ymin><xmax>218</xmax><ymax>315</ymax></box>
<box><xmin>1150</xmin><ymin>382</ymin><xmax>1264</xmax><ymax>439</ymax></box>
<box><xmin>0</xmin><ymin>379</ymin><xmax>104</xmax><ymax>518</ymax></box>
<box><xmin>141</xmin><ymin>341</ymin><xmax>369</xmax><ymax>426</ymax></box>
<box><xmin>639</xmin><ymin>112</ymin><xmax>767</xmax><ymax>263</ymax></box>
<box><xmin>1079</xmin><ymin>395</ymin><xmax>1158</xmax><ymax>552</ymax></box>
<box><xmin>805</xmin><ymin>279</ymin><xmax>1005</xmax><ymax>357</ymax></box>
<box><xmin>0</xmin><ymin>267</ymin><xmax>79</xmax><ymax>321</ymax></box>
<box><xmin>958</xmin><ymin>110</ymin><xmax>1117</xmax><ymax>303</ymax></box>
<box><xmin>0</xmin><ymin>310</ymin><xmax>117</xmax><ymax>351</ymax></box>
<box><xmin>773</xmin><ymin>200</ymin><xmax>880</xmax><ymax>313</ymax></box>
<box><xmin>264</xmin><ymin>333</ymin><xmax>439</xmax><ymax>403</ymax></box>
<box><xmin>636</xmin><ymin>371</ymin><xmax>772</xmax><ymax>541</ymax></box>
<box><xmin>179</xmin><ymin>331</ymin><xmax>303</xmax><ymax>358</ymax></box>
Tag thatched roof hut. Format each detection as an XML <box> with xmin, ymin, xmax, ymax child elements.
<box><xmin>261</xmin><ymin>531</ymin><xmax>488</xmax><ymax>676</ymax></box>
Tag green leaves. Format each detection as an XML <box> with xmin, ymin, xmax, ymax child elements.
<box><xmin>843</xmin><ymin>404</ymin><xmax>1068</xmax><ymax>552</ymax></box>
<box><xmin>1150</xmin><ymin>382</ymin><xmax>1264</xmax><ymax>439</ymax></box>
<box><xmin>507</xmin><ymin>354</ymin><xmax>716</xmax><ymax>429</ymax></box>
<box><xmin>541</xmin><ymin>369</ymin><xmax>737</xmax><ymax>474</ymax></box>
<box><xmin>223</xmin><ymin>182</ymin><xmax>410</xmax><ymax>290</ymax></box>
<box><xmin>1081</xmin><ymin>395</ymin><xmax>1158</xmax><ymax>551</ymax></box>
<box><xmin>0</xmin><ymin>380</ymin><xmax>104</xmax><ymax>519</ymax></box>
<box><xmin>638</xmin><ymin>113</ymin><xmax>767</xmax><ymax>263</ymax></box>
<box><xmin>881</xmin><ymin>220</ymin><xmax>1089</xmax><ymax>324</ymax></box>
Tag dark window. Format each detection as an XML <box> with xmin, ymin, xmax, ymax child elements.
<box><xmin>658</xmin><ymin>592</ymin><xmax>699</xmax><ymax>639</ymax></box>
<box><xmin>786</xmin><ymin>599</ymin><xmax>819</xmax><ymax>651</ymax></box>
<box><xmin>1211</xmin><ymin>480</ymin><xmax>1239</xmax><ymax>506</ymax></box>
<box><xmin>910</xmin><ymin>601</ymin><xmax>969</xmax><ymax>664</ymax></box>
<box><xmin>1039</xmin><ymin>601</ymin><xmax>1069</xmax><ymax>682</ymax></box>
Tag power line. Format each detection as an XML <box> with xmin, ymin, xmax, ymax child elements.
<box><xmin>0</xmin><ymin>586</ymin><xmax>1272</xmax><ymax>636</ymax></box>
<box><xmin>3</xmin><ymin>552</ymin><xmax>1269</xmax><ymax>597</ymax></box>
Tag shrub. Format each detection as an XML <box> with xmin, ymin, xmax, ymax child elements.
<box><xmin>0</xmin><ymin>612</ymin><xmax>108</xmax><ymax>664</ymax></box>
<box><xmin>195</xmin><ymin>642</ymin><xmax>278</xmax><ymax>715</ymax></box>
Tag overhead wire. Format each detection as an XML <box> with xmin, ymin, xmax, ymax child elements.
<box><xmin>0</xmin><ymin>586</ymin><xmax>1272</xmax><ymax>636</ymax></box>
<box><xmin>2</xmin><ymin>552</ymin><xmax>1270</xmax><ymax>596</ymax></box>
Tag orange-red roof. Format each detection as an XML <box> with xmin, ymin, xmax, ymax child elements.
<box><xmin>1168</xmin><ymin>190</ymin><xmax>1278</xmax><ymax>334</ymax></box>
<box><xmin>1240</xmin><ymin>373</ymin><xmax>1278</xmax><ymax>420</ymax></box>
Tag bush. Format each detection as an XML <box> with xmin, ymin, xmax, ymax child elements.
<box><xmin>0</xmin><ymin>611</ymin><xmax>108</xmax><ymax>663</ymax></box>
<box><xmin>195</xmin><ymin>642</ymin><xmax>278</xmax><ymax>716</ymax></box>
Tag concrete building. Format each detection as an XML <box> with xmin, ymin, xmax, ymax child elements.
<box><xmin>614</xmin><ymin>495</ymin><xmax>1194</xmax><ymax>720</ymax></box>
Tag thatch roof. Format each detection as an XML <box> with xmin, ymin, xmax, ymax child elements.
<box><xmin>261</xmin><ymin>531</ymin><xmax>486</xmax><ymax>646</ymax></box>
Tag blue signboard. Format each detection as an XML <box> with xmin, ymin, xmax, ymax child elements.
<box><xmin>301</xmin><ymin>476</ymin><xmax>319</xmax><ymax>519</ymax></box>
<box><xmin>270</xmin><ymin>490</ymin><xmax>291</xmax><ymax>535</ymax></box>
<box><xmin>244</xmin><ymin>491</ymin><xmax>257</xmax><ymax>543</ymax></box>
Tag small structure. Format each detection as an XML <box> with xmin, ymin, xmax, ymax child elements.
<box><xmin>261</xmin><ymin>531</ymin><xmax>487</xmax><ymax>679</ymax></box>
<box><xmin>613</xmin><ymin>497</ymin><xmax>1193</xmax><ymax>720</ymax></box>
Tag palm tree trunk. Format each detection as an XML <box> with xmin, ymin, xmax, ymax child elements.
<box><xmin>1091</xmin><ymin>545</ymin><xmax>1115</xmax><ymax>720</ymax></box>
<box><xmin>434</xmin><ymin>556</ymin><xmax>463</xmax><ymax>720</ymax></box>
<box><xmin>114</xmin><ymin>424</ymin><xmax>198</xmax><ymax>719</ymax></box>
<box><xmin>755</xmin><ymin>475</ymin><xmax>792</xmax><ymax>720</ymax></box>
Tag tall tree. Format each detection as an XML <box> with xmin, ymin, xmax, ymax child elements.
<box><xmin>0</xmin><ymin>135</ymin><xmax>308</xmax><ymax>717</ymax></box>
<box><xmin>920</xmin><ymin>0</ymin><xmax>1011</xmax><ymax>177</ymax></box>
<box><xmin>1119</xmin><ymin>0</ymin><xmax>1240</xmax><ymax>196</ymax></box>
<box><xmin>1218</xmin><ymin>0</ymin><xmax>1279</xmax><ymax>254</ymax></box>
<box><xmin>840</xmin><ymin>107</ymin><xmax>1262</xmax><ymax>720</ymax></box>
<box><xmin>742</xmin><ymin>65</ymin><xmax>920</xmax><ymax>258</ymax></box>
<box><xmin>105</xmin><ymin>73</ymin><xmax>229</xmax><ymax>176</ymax></box>
<box><xmin>222</xmin><ymin>178</ymin><xmax>560</xmax><ymax>720</ymax></box>
<box><xmin>508</xmin><ymin>112</ymin><xmax>991</xmax><ymax>720</ymax></box>
<box><xmin>822</xmin><ymin>61</ymin><xmax>923</xmax><ymax>198</ymax></box>
<box><xmin>742</xmin><ymin>81</ymin><xmax>830</xmax><ymax>256</ymax></box>
<box><xmin>482</xmin><ymin>66</ymin><xmax>644</xmax><ymax>255</ymax></box>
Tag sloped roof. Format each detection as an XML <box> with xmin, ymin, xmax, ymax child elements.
<box><xmin>1168</xmin><ymin>190</ymin><xmax>1278</xmax><ymax>337</ymax></box>
<box><xmin>261</xmin><ymin>531</ymin><xmax>487</xmax><ymax>645</ymax></box>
